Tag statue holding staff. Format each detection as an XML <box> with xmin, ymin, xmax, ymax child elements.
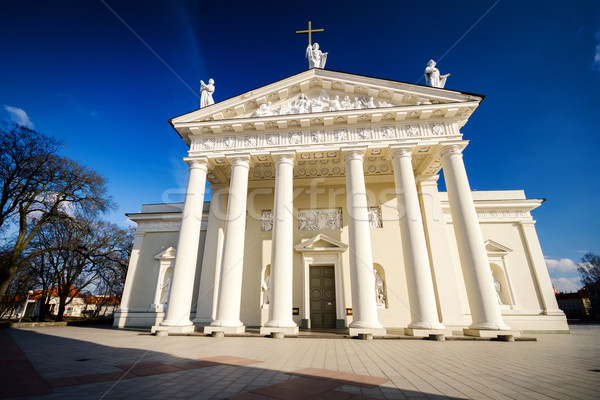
<box><xmin>200</xmin><ymin>78</ymin><xmax>215</xmax><ymax>108</ymax></box>
<box><xmin>306</xmin><ymin>43</ymin><xmax>328</xmax><ymax>69</ymax></box>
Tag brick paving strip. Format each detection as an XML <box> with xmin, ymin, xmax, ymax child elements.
<box><xmin>0</xmin><ymin>329</ymin><xmax>52</xmax><ymax>399</ymax></box>
<box><xmin>227</xmin><ymin>368</ymin><xmax>389</xmax><ymax>400</ymax></box>
<box><xmin>44</xmin><ymin>355</ymin><xmax>263</xmax><ymax>389</ymax></box>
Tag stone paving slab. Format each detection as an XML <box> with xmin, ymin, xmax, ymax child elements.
<box><xmin>1</xmin><ymin>325</ymin><xmax>599</xmax><ymax>399</ymax></box>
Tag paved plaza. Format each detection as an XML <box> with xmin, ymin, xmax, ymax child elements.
<box><xmin>1</xmin><ymin>325</ymin><xmax>599</xmax><ymax>399</ymax></box>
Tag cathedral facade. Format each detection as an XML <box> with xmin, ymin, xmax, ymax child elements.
<box><xmin>114</xmin><ymin>69</ymin><xmax>568</xmax><ymax>337</ymax></box>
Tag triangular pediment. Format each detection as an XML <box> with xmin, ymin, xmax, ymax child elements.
<box><xmin>170</xmin><ymin>69</ymin><xmax>483</xmax><ymax>141</ymax></box>
<box><xmin>294</xmin><ymin>233</ymin><xmax>348</xmax><ymax>253</ymax></box>
<box><xmin>154</xmin><ymin>247</ymin><xmax>176</xmax><ymax>260</ymax></box>
<box><xmin>484</xmin><ymin>240</ymin><xmax>513</xmax><ymax>255</ymax></box>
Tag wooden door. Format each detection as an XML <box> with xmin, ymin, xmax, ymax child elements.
<box><xmin>310</xmin><ymin>265</ymin><xmax>336</xmax><ymax>329</ymax></box>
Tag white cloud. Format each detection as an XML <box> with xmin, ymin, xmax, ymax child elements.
<box><xmin>551</xmin><ymin>277</ymin><xmax>582</xmax><ymax>293</ymax></box>
<box><xmin>545</xmin><ymin>257</ymin><xmax>578</xmax><ymax>272</ymax></box>
<box><xmin>3</xmin><ymin>105</ymin><xmax>34</xmax><ymax>128</ymax></box>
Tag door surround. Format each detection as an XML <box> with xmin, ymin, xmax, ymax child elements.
<box><xmin>295</xmin><ymin>234</ymin><xmax>348</xmax><ymax>329</ymax></box>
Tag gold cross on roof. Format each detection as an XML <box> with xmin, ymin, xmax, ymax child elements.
<box><xmin>296</xmin><ymin>21</ymin><xmax>324</xmax><ymax>69</ymax></box>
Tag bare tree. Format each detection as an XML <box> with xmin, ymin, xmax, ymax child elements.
<box><xmin>0</xmin><ymin>122</ymin><xmax>114</xmax><ymax>297</ymax></box>
<box><xmin>28</xmin><ymin>216</ymin><xmax>131</xmax><ymax>321</ymax></box>
<box><xmin>578</xmin><ymin>253</ymin><xmax>600</xmax><ymax>319</ymax></box>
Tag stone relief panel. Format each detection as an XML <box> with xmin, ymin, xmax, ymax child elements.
<box><xmin>224</xmin><ymin>136</ymin><xmax>236</xmax><ymax>148</ymax></box>
<box><xmin>252</xmin><ymin>92</ymin><xmax>398</xmax><ymax>117</ymax></box>
<box><xmin>311</xmin><ymin>130</ymin><xmax>324</xmax><ymax>143</ymax></box>
<box><xmin>431</xmin><ymin>123</ymin><xmax>446</xmax><ymax>136</ymax></box>
<box><xmin>368</xmin><ymin>206</ymin><xmax>383</xmax><ymax>229</ymax></box>
<box><xmin>298</xmin><ymin>208</ymin><xmax>343</xmax><ymax>230</ymax></box>
<box><xmin>197</xmin><ymin>123</ymin><xmax>459</xmax><ymax>153</ymax></box>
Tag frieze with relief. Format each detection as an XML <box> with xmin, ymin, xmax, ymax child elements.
<box><xmin>298</xmin><ymin>208</ymin><xmax>343</xmax><ymax>230</ymax></box>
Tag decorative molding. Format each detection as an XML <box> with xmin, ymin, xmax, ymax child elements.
<box><xmin>298</xmin><ymin>208</ymin><xmax>343</xmax><ymax>230</ymax></box>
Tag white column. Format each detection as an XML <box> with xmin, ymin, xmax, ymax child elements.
<box><xmin>207</xmin><ymin>155</ymin><xmax>250</xmax><ymax>333</ymax></box>
<box><xmin>263</xmin><ymin>153</ymin><xmax>298</xmax><ymax>334</ymax></box>
<box><xmin>417</xmin><ymin>176</ymin><xmax>467</xmax><ymax>326</ymax></box>
<box><xmin>158</xmin><ymin>158</ymin><xmax>208</xmax><ymax>332</ymax></box>
<box><xmin>390</xmin><ymin>147</ymin><xmax>444</xmax><ymax>332</ymax></box>
<box><xmin>193</xmin><ymin>185</ymin><xmax>227</xmax><ymax>326</ymax></box>
<box><xmin>343</xmin><ymin>150</ymin><xmax>384</xmax><ymax>334</ymax></box>
<box><xmin>520</xmin><ymin>221</ymin><xmax>565</xmax><ymax>316</ymax></box>
<box><xmin>113</xmin><ymin>232</ymin><xmax>145</xmax><ymax>328</ymax></box>
<box><xmin>440</xmin><ymin>145</ymin><xmax>509</xmax><ymax>331</ymax></box>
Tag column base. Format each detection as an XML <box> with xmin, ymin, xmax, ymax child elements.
<box><xmin>463</xmin><ymin>329</ymin><xmax>521</xmax><ymax>338</ymax></box>
<box><xmin>469</xmin><ymin>322</ymin><xmax>511</xmax><ymax>330</ymax></box>
<box><xmin>151</xmin><ymin>325</ymin><xmax>195</xmax><ymax>335</ymax></box>
<box><xmin>204</xmin><ymin>325</ymin><xmax>246</xmax><ymax>335</ymax></box>
<box><xmin>407</xmin><ymin>322</ymin><xmax>445</xmax><ymax>330</ymax></box>
<box><xmin>404</xmin><ymin>328</ymin><xmax>453</xmax><ymax>337</ymax></box>
<box><xmin>348</xmin><ymin>327</ymin><xmax>387</xmax><ymax>337</ymax></box>
<box><xmin>260</xmin><ymin>326</ymin><xmax>299</xmax><ymax>336</ymax></box>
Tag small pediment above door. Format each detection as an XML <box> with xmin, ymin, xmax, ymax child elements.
<box><xmin>484</xmin><ymin>240</ymin><xmax>513</xmax><ymax>255</ymax></box>
<box><xmin>154</xmin><ymin>247</ymin><xmax>176</xmax><ymax>260</ymax></box>
<box><xmin>295</xmin><ymin>234</ymin><xmax>348</xmax><ymax>253</ymax></box>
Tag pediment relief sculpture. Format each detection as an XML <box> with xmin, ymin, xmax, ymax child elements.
<box><xmin>252</xmin><ymin>91</ymin><xmax>398</xmax><ymax>118</ymax></box>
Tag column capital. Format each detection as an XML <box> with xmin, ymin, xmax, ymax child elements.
<box><xmin>416</xmin><ymin>175</ymin><xmax>440</xmax><ymax>186</ymax></box>
<box><xmin>227</xmin><ymin>154</ymin><xmax>251</xmax><ymax>169</ymax></box>
<box><xmin>271</xmin><ymin>151</ymin><xmax>296</xmax><ymax>166</ymax></box>
<box><xmin>184</xmin><ymin>157</ymin><xmax>208</xmax><ymax>170</ymax></box>
<box><xmin>209</xmin><ymin>183</ymin><xmax>228</xmax><ymax>192</ymax></box>
<box><xmin>389</xmin><ymin>146</ymin><xmax>415</xmax><ymax>160</ymax></box>
<box><xmin>439</xmin><ymin>145</ymin><xmax>463</xmax><ymax>159</ymax></box>
<box><xmin>342</xmin><ymin>148</ymin><xmax>367</xmax><ymax>163</ymax></box>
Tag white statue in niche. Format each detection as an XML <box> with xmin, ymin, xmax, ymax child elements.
<box><xmin>262</xmin><ymin>275</ymin><xmax>271</xmax><ymax>306</ymax></box>
<box><xmin>200</xmin><ymin>78</ymin><xmax>215</xmax><ymax>108</ymax></box>
<box><xmin>261</xmin><ymin>210</ymin><xmax>273</xmax><ymax>231</ymax></box>
<box><xmin>424</xmin><ymin>60</ymin><xmax>450</xmax><ymax>88</ymax></box>
<box><xmin>368</xmin><ymin>207</ymin><xmax>382</xmax><ymax>229</ymax></box>
<box><xmin>306</xmin><ymin>42</ymin><xmax>328</xmax><ymax>68</ymax></box>
<box><xmin>159</xmin><ymin>268</ymin><xmax>173</xmax><ymax>304</ymax></box>
<box><xmin>374</xmin><ymin>270</ymin><xmax>385</xmax><ymax>305</ymax></box>
<box><xmin>492</xmin><ymin>271</ymin><xmax>504</xmax><ymax>305</ymax></box>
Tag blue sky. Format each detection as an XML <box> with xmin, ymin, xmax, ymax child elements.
<box><xmin>1</xmin><ymin>1</ymin><xmax>598</xmax><ymax>291</ymax></box>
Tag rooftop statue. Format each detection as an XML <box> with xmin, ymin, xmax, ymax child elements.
<box><xmin>200</xmin><ymin>78</ymin><xmax>215</xmax><ymax>108</ymax></box>
<box><xmin>306</xmin><ymin>43</ymin><xmax>328</xmax><ymax>69</ymax></box>
<box><xmin>424</xmin><ymin>60</ymin><xmax>450</xmax><ymax>88</ymax></box>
